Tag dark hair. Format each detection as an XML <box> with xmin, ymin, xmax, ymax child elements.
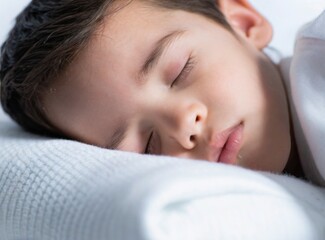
<box><xmin>0</xmin><ymin>0</ymin><xmax>230</xmax><ymax>137</ymax></box>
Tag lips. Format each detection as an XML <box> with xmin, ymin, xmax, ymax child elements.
<box><xmin>209</xmin><ymin>122</ymin><xmax>244</xmax><ymax>164</ymax></box>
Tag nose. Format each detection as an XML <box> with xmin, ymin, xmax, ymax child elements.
<box><xmin>166</xmin><ymin>102</ymin><xmax>207</xmax><ymax>150</ymax></box>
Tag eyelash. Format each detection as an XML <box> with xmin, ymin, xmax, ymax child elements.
<box><xmin>144</xmin><ymin>131</ymin><xmax>154</xmax><ymax>154</ymax></box>
<box><xmin>171</xmin><ymin>56</ymin><xmax>195</xmax><ymax>88</ymax></box>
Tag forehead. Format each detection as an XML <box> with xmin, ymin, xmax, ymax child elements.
<box><xmin>76</xmin><ymin>1</ymin><xmax>174</xmax><ymax>75</ymax></box>
<box><xmin>63</xmin><ymin>1</ymin><xmax>210</xmax><ymax>91</ymax></box>
<box><xmin>100</xmin><ymin>1</ymin><xmax>172</xmax><ymax>38</ymax></box>
<box><xmin>93</xmin><ymin>0</ymin><xmax>218</xmax><ymax>50</ymax></box>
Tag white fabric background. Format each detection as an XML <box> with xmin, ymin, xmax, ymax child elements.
<box><xmin>0</xmin><ymin>0</ymin><xmax>30</xmax><ymax>45</ymax></box>
<box><xmin>251</xmin><ymin>0</ymin><xmax>325</xmax><ymax>56</ymax></box>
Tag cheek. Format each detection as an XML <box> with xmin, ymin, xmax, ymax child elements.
<box><xmin>199</xmin><ymin>65</ymin><xmax>264</xmax><ymax>116</ymax></box>
<box><xmin>109</xmin><ymin>77</ymin><xmax>138</xmax><ymax>106</ymax></box>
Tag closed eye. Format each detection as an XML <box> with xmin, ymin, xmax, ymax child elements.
<box><xmin>171</xmin><ymin>55</ymin><xmax>195</xmax><ymax>88</ymax></box>
<box><xmin>144</xmin><ymin>131</ymin><xmax>154</xmax><ymax>154</ymax></box>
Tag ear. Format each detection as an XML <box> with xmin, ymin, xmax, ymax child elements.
<box><xmin>218</xmin><ymin>0</ymin><xmax>273</xmax><ymax>49</ymax></box>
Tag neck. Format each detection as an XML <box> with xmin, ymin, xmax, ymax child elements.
<box><xmin>283</xmin><ymin>120</ymin><xmax>305</xmax><ymax>179</ymax></box>
<box><xmin>273</xmin><ymin>58</ymin><xmax>305</xmax><ymax>179</ymax></box>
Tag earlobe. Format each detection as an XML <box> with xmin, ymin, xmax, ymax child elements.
<box><xmin>218</xmin><ymin>0</ymin><xmax>273</xmax><ymax>49</ymax></box>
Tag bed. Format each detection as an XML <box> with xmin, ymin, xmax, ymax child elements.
<box><xmin>1</xmin><ymin>1</ymin><xmax>325</xmax><ymax>239</ymax></box>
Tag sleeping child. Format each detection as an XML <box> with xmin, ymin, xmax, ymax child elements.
<box><xmin>1</xmin><ymin>0</ymin><xmax>324</xmax><ymax>186</ymax></box>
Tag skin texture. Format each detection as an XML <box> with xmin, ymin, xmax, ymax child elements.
<box><xmin>44</xmin><ymin>0</ymin><xmax>292</xmax><ymax>173</ymax></box>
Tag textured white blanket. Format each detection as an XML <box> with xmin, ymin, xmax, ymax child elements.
<box><xmin>1</xmin><ymin>113</ymin><xmax>325</xmax><ymax>240</ymax></box>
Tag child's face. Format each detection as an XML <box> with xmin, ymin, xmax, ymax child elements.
<box><xmin>44</xmin><ymin>0</ymin><xmax>291</xmax><ymax>172</ymax></box>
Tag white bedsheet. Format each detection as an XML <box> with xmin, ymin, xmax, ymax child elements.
<box><xmin>1</xmin><ymin>114</ymin><xmax>325</xmax><ymax>240</ymax></box>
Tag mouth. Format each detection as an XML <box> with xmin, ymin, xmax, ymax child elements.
<box><xmin>209</xmin><ymin>122</ymin><xmax>244</xmax><ymax>164</ymax></box>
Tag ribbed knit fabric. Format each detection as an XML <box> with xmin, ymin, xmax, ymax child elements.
<box><xmin>1</xmin><ymin>114</ymin><xmax>325</xmax><ymax>240</ymax></box>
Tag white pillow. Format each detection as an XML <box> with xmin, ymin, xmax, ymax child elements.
<box><xmin>1</xmin><ymin>115</ymin><xmax>325</xmax><ymax>240</ymax></box>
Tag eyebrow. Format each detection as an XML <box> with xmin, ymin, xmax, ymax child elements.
<box><xmin>138</xmin><ymin>30</ymin><xmax>185</xmax><ymax>82</ymax></box>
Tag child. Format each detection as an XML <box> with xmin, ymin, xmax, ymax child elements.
<box><xmin>1</xmin><ymin>0</ymin><xmax>324</xmax><ymax>185</ymax></box>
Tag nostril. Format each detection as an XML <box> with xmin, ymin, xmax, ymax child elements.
<box><xmin>195</xmin><ymin>115</ymin><xmax>201</xmax><ymax>122</ymax></box>
<box><xmin>190</xmin><ymin>135</ymin><xmax>195</xmax><ymax>142</ymax></box>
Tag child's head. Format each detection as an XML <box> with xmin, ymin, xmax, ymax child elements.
<box><xmin>1</xmin><ymin>0</ymin><xmax>292</xmax><ymax>173</ymax></box>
